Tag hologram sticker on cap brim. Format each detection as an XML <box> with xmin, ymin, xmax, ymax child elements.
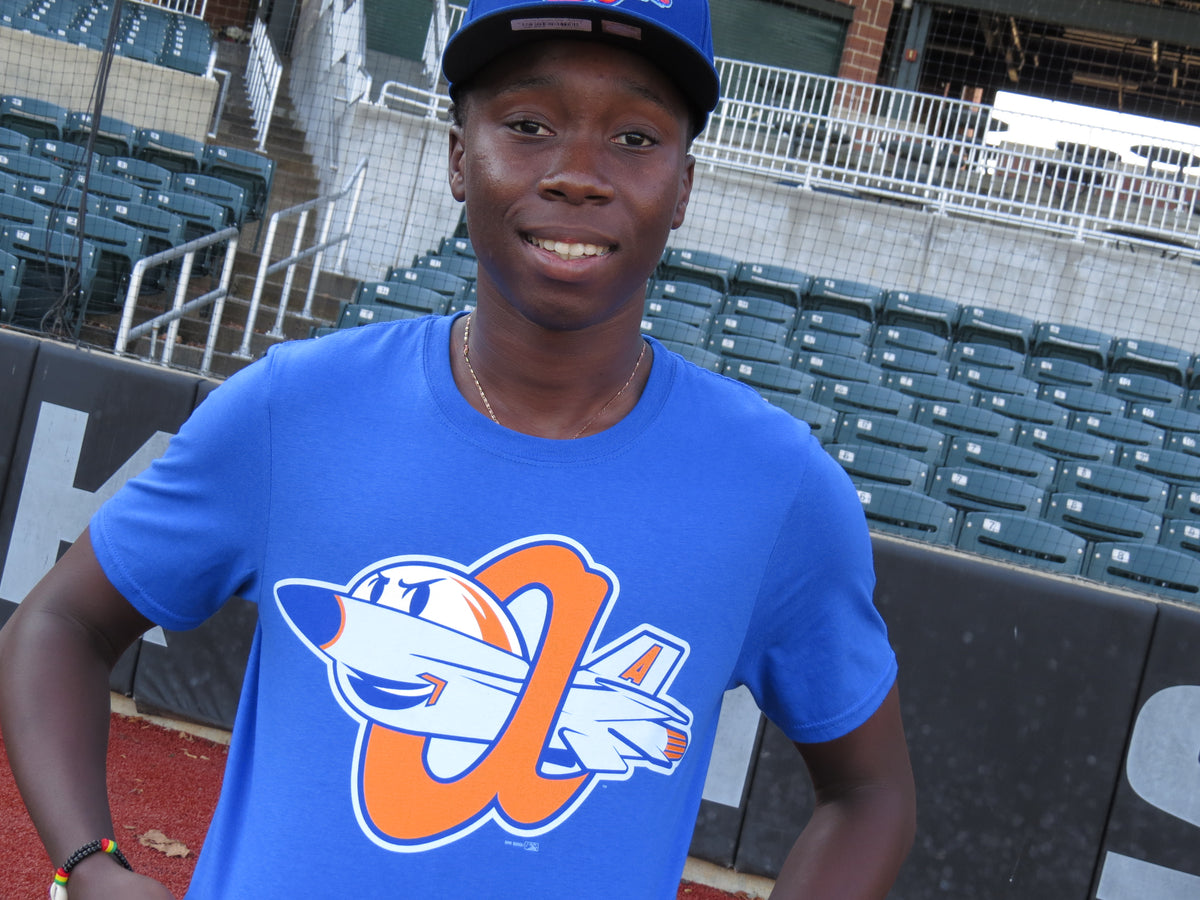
<box><xmin>601</xmin><ymin>20</ymin><xmax>642</xmax><ymax>40</ymax></box>
<box><xmin>511</xmin><ymin>16</ymin><xmax>594</xmax><ymax>32</ymax></box>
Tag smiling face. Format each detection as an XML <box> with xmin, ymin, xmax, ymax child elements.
<box><xmin>448</xmin><ymin>39</ymin><xmax>695</xmax><ymax>332</ymax></box>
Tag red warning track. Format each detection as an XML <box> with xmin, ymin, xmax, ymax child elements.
<box><xmin>1</xmin><ymin>712</ymin><xmax>748</xmax><ymax>899</ymax></box>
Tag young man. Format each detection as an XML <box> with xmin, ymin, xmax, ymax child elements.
<box><xmin>0</xmin><ymin>0</ymin><xmax>915</xmax><ymax>897</ymax></box>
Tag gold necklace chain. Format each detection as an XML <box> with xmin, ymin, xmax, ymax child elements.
<box><xmin>462</xmin><ymin>313</ymin><xmax>647</xmax><ymax>439</ymax></box>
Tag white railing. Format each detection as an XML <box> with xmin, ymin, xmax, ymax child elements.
<box><xmin>142</xmin><ymin>0</ymin><xmax>207</xmax><ymax>18</ymax></box>
<box><xmin>235</xmin><ymin>157</ymin><xmax>370</xmax><ymax>358</ymax></box>
<box><xmin>113</xmin><ymin>226</ymin><xmax>241</xmax><ymax>376</ymax></box>
<box><xmin>246</xmin><ymin>16</ymin><xmax>282</xmax><ymax>152</ymax></box>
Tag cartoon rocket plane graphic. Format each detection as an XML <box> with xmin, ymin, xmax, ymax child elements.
<box><xmin>276</xmin><ymin>557</ymin><xmax>691</xmax><ymax>781</ymax></box>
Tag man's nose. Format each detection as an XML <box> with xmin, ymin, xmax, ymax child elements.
<box><xmin>537</xmin><ymin>136</ymin><xmax>615</xmax><ymax>204</ymax></box>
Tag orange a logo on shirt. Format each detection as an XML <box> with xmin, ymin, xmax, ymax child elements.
<box><xmin>276</xmin><ymin>536</ymin><xmax>691</xmax><ymax>850</ymax></box>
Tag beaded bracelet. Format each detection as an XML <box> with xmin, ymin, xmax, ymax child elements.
<box><xmin>49</xmin><ymin>838</ymin><xmax>133</xmax><ymax>900</ymax></box>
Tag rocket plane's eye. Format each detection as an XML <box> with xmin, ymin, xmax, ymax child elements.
<box><xmin>397</xmin><ymin>578</ymin><xmax>435</xmax><ymax>617</ymax></box>
<box><xmin>367</xmin><ymin>574</ymin><xmax>388</xmax><ymax>604</ymax></box>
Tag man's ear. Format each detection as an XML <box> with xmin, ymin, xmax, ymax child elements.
<box><xmin>448</xmin><ymin>125</ymin><xmax>466</xmax><ymax>202</ymax></box>
<box><xmin>671</xmin><ymin>153</ymin><xmax>696</xmax><ymax>230</ymax></box>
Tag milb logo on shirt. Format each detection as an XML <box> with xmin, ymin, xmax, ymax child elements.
<box><xmin>276</xmin><ymin>535</ymin><xmax>693</xmax><ymax>850</ymax></box>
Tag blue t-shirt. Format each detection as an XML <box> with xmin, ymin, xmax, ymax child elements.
<box><xmin>91</xmin><ymin>313</ymin><xmax>896</xmax><ymax>899</ymax></box>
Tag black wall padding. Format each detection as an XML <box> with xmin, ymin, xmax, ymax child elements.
<box><xmin>733</xmin><ymin>720</ymin><xmax>816</xmax><ymax>876</ymax></box>
<box><xmin>0</xmin><ymin>330</ymin><xmax>40</xmax><ymax>634</ymax></box>
<box><xmin>872</xmin><ymin>538</ymin><xmax>1156</xmax><ymax>899</ymax></box>
<box><xmin>689</xmin><ymin>716</ymin><xmax>765</xmax><ymax>867</ymax></box>
<box><xmin>1091</xmin><ymin>601</ymin><xmax>1200</xmax><ymax>897</ymax></box>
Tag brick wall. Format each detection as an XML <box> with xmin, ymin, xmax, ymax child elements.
<box><xmin>837</xmin><ymin>0</ymin><xmax>895</xmax><ymax>85</ymax></box>
<box><xmin>204</xmin><ymin>0</ymin><xmax>255</xmax><ymax>33</ymax></box>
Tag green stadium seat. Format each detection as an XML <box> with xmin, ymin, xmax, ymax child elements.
<box><xmin>646</xmin><ymin>279</ymin><xmax>723</xmax><ymax>310</ymax></box>
<box><xmin>31</xmin><ymin>138</ymin><xmax>94</xmax><ymax>171</ymax></box>
<box><xmin>0</xmin><ymin>95</ymin><xmax>68</xmax><ymax>141</ymax></box>
<box><xmin>152</xmin><ymin>189</ymin><xmax>226</xmax><ymax>243</ymax></box>
<box><xmin>63</xmin><ymin>111</ymin><xmax>138</xmax><ymax>158</ymax></box>
<box><xmin>1031</xmin><ymin>321</ymin><xmax>1113</xmax><ymax>370</ymax></box>
<box><xmin>1118</xmin><ymin>446</ymin><xmax>1200</xmax><ymax>487</ymax></box>
<box><xmin>1104</xmin><ymin>372</ymin><xmax>1185</xmax><ymax>407</ymax></box>
<box><xmin>447</xmin><ymin>281</ymin><xmax>477</xmax><ymax>315</ymax></box>
<box><xmin>1167</xmin><ymin>485</ymin><xmax>1200</xmax><ymax>518</ymax></box>
<box><xmin>872</xmin><ymin>325</ymin><xmax>950</xmax><ymax>359</ymax></box>
<box><xmin>814</xmin><ymin>380</ymin><xmax>917</xmax><ymax>420</ymax></box>
<box><xmin>708</xmin><ymin>332</ymin><xmax>794</xmax><ymax>366</ymax></box>
<box><xmin>0</xmin><ymin>247</ymin><xmax>23</xmax><ymax>323</ymax></box>
<box><xmin>1166</xmin><ymin>431</ymin><xmax>1200</xmax><ymax>458</ymax></box>
<box><xmin>797</xmin><ymin>353</ymin><xmax>884</xmax><ymax>385</ymax></box>
<box><xmin>952</xmin><ymin>365</ymin><xmax>1038</xmax><ymax>398</ymax></box>
<box><xmin>1038</xmin><ymin>384</ymin><xmax>1126</xmax><ymax>417</ymax></box>
<box><xmin>878</xmin><ymin>291</ymin><xmax>959</xmax><ymax>339</ymax></box>
<box><xmin>916</xmin><ymin>402</ymin><xmax>1017</xmax><ymax>442</ymax></box>
<box><xmin>722</xmin><ymin>359</ymin><xmax>815</xmax><ymax>396</ymax></box>
<box><xmin>1046</xmin><ymin>492</ymin><xmax>1161</xmax><ymax>545</ymax></box>
<box><xmin>720</xmin><ymin>294</ymin><xmax>797</xmax><ymax>328</ymax></box>
<box><xmin>135</xmin><ymin>128</ymin><xmax>204</xmax><ymax>174</ymax></box>
<box><xmin>944</xmin><ymin>435</ymin><xmax>1058</xmax><ymax>488</ymax></box>
<box><xmin>711</xmin><ymin>312</ymin><xmax>790</xmax><ymax>344</ymax></box>
<box><xmin>0</xmin><ymin>151</ymin><xmax>66</xmax><ymax>187</ymax></box>
<box><xmin>869</xmin><ymin>346</ymin><xmax>952</xmax><ymax>379</ymax></box>
<box><xmin>791</xmin><ymin>330</ymin><xmax>871</xmax><ymax>361</ymax></box>
<box><xmin>888</xmin><ymin>370</ymin><xmax>976</xmax><ymax>406</ymax></box>
<box><xmin>797</xmin><ymin>308</ymin><xmax>874</xmax><ymax>341</ymax></box>
<box><xmin>957</xmin><ymin>512</ymin><xmax>1087</xmax><ymax>574</ymax></box>
<box><xmin>949</xmin><ymin>342</ymin><xmax>1026</xmax><ymax>375</ymax></box>
<box><xmin>835</xmin><ymin>412</ymin><xmax>947</xmax><ymax>465</ymax></box>
<box><xmin>643</xmin><ymin>296</ymin><xmax>712</xmax><ymax>331</ymax></box>
<box><xmin>641</xmin><ymin>316</ymin><xmax>706</xmax><ymax>346</ymax></box>
<box><xmin>1159</xmin><ymin>519</ymin><xmax>1200</xmax><ymax>557</ymax></box>
<box><xmin>1016</xmin><ymin>424</ymin><xmax>1118</xmax><ymax>465</ymax></box>
<box><xmin>955</xmin><ymin>305</ymin><xmax>1035</xmax><ymax>354</ymax></box>
<box><xmin>1109</xmin><ymin>337</ymin><xmax>1190</xmax><ymax>386</ymax></box>
<box><xmin>977</xmin><ymin>392</ymin><xmax>1072</xmax><ymax>429</ymax></box>
<box><xmin>1126</xmin><ymin>402</ymin><xmax>1200</xmax><ymax>436</ymax></box>
<box><xmin>855</xmin><ymin>482</ymin><xmax>958</xmax><ymax>544</ymax></box>
<box><xmin>51</xmin><ymin>209</ymin><xmax>148</xmax><ymax>313</ymax></box>
<box><xmin>0</xmin><ymin>224</ymin><xmax>99</xmax><ymax>329</ymax></box>
<box><xmin>352</xmin><ymin>281</ymin><xmax>448</xmax><ymax>315</ymax></box>
<box><xmin>407</xmin><ymin>253</ymin><xmax>478</xmax><ymax>282</ymax></box>
<box><xmin>21</xmin><ymin>182</ymin><xmax>103</xmax><ymax>217</ymax></box>
<box><xmin>1086</xmin><ymin>542</ymin><xmax>1200</xmax><ymax>602</ymax></box>
<box><xmin>171</xmin><ymin>172</ymin><xmax>248</xmax><ymax>227</ymax></box>
<box><xmin>438</xmin><ymin>235</ymin><xmax>474</xmax><ymax>258</ymax></box>
<box><xmin>100</xmin><ymin>199</ymin><xmax>186</xmax><ymax>291</ymax></box>
<box><xmin>0</xmin><ymin>126</ymin><xmax>30</xmax><ymax>154</ymax></box>
<box><xmin>729</xmin><ymin>261</ymin><xmax>809</xmax><ymax>306</ymax></box>
<box><xmin>1069</xmin><ymin>411</ymin><xmax>1165</xmax><ymax>450</ymax></box>
<box><xmin>71</xmin><ymin>170</ymin><xmax>146</xmax><ymax>205</ymax></box>
<box><xmin>386</xmin><ymin>266</ymin><xmax>470</xmax><ymax>301</ymax></box>
<box><xmin>335</xmin><ymin>301</ymin><xmax>426</xmax><ymax>329</ymax></box>
<box><xmin>1024</xmin><ymin>356</ymin><xmax>1105</xmax><ymax>389</ymax></box>
<box><xmin>929</xmin><ymin>466</ymin><xmax>1046</xmax><ymax>515</ymax></box>
<box><xmin>658</xmin><ymin>247</ymin><xmax>736</xmax><ymax>293</ymax></box>
<box><xmin>758</xmin><ymin>392</ymin><xmax>839</xmax><ymax>441</ymax></box>
<box><xmin>804</xmin><ymin>276</ymin><xmax>885</xmax><ymax>322</ymax></box>
<box><xmin>0</xmin><ymin>193</ymin><xmax>51</xmax><ymax>229</ymax></box>
<box><xmin>1054</xmin><ymin>462</ymin><xmax>1169</xmax><ymax>515</ymax></box>
<box><xmin>98</xmin><ymin>156</ymin><xmax>174</xmax><ymax>194</ymax></box>
<box><xmin>828</xmin><ymin>443</ymin><xmax>930</xmax><ymax>490</ymax></box>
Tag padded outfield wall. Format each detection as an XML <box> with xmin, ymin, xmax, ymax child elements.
<box><xmin>1</xmin><ymin>327</ymin><xmax>1198</xmax><ymax>898</ymax></box>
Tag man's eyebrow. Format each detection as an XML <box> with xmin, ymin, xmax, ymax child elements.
<box><xmin>493</xmin><ymin>73</ymin><xmax>681</xmax><ymax>116</ymax></box>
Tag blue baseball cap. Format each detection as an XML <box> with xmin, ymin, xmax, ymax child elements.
<box><xmin>442</xmin><ymin>0</ymin><xmax>720</xmax><ymax>133</ymax></box>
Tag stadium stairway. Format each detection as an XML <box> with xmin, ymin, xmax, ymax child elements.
<box><xmin>77</xmin><ymin>39</ymin><xmax>355</xmax><ymax>379</ymax></box>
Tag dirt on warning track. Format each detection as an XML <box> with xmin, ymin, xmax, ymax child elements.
<box><xmin>1</xmin><ymin>712</ymin><xmax>750</xmax><ymax>899</ymax></box>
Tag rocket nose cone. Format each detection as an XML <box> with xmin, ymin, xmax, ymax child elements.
<box><xmin>277</xmin><ymin>583</ymin><xmax>346</xmax><ymax>649</ymax></box>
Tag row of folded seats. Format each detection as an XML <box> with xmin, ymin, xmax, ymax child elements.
<box><xmin>328</xmin><ymin>241</ymin><xmax>1200</xmax><ymax>604</ymax></box>
<box><xmin>0</xmin><ymin>100</ymin><xmax>274</xmax><ymax>327</ymax></box>
<box><xmin>1</xmin><ymin>0</ymin><xmax>213</xmax><ymax>75</ymax></box>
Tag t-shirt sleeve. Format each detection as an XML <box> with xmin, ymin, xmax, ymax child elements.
<box><xmin>89</xmin><ymin>355</ymin><xmax>274</xmax><ymax>631</ymax></box>
<box><xmin>733</xmin><ymin>440</ymin><xmax>897</xmax><ymax>745</ymax></box>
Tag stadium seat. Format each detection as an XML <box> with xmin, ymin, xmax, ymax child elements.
<box><xmin>135</xmin><ymin>128</ymin><xmax>204</xmax><ymax>174</ymax></box>
<box><xmin>352</xmin><ymin>281</ymin><xmax>448</xmax><ymax>315</ymax></box>
<box><xmin>1126</xmin><ymin>402</ymin><xmax>1200</xmax><ymax>436</ymax></box>
<box><xmin>1046</xmin><ymin>492</ymin><xmax>1161</xmax><ymax>545</ymax></box>
<box><xmin>797</xmin><ymin>353</ymin><xmax>884</xmax><ymax>385</ymax></box>
<box><xmin>722</xmin><ymin>359</ymin><xmax>816</xmax><ymax>396</ymax></box>
<box><xmin>1167</xmin><ymin>485</ymin><xmax>1200</xmax><ymax>519</ymax></box>
<box><xmin>872</xmin><ymin>325</ymin><xmax>950</xmax><ymax>359</ymax></box>
<box><xmin>835</xmin><ymin>412</ymin><xmax>947</xmax><ymax>465</ymax></box>
<box><xmin>1016</xmin><ymin>424</ymin><xmax>1118</xmax><ymax>465</ymax></box>
<box><xmin>641</xmin><ymin>316</ymin><xmax>706</xmax><ymax>346</ymax></box>
<box><xmin>791</xmin><ymin>330</ymin><xmax>871</xmax><ymax>361</ymax></box>
<box><xmin>796</xmin><ymin>308</ymin><xmax>874</xmax><ymax>341</ymax></box>
<box><xmin>1068</xmin><ymin>411</ymin><xmax>1165</xmax><ymax>450</ymax></box>
<box><xmin>977</xmin><ymin>392</ymin><xmax>1072</xmax><ymax>429</ymax></box>
<box><xmin>335</xmin><ymin>301</ymin><xmax>427</xmax><ymax>329</ymax></box>
<box><xmin>828</xmin><ymin>443</ymin><xmax>930</xmax><ymax>490</ymax></box>
<box><xmin>51</xmin><ymin>209</ymin><xmax>148</xmax><ymax>313</ymax></box>
<box><xmin>31</xmin><ymin>138</ymin><xmax>94</xmax><ymax>170</ymax></box>
<box><xmin>0</xmin><ymin>151</ymin><xmax>66</xmax><ymax>187</ymax></box>
<box><xmin>0</xmin><ymin>193</ymin><xmax>52</xmax><ymax>229</ymax></box>
<box><xmin>1054</xmin><ymin>461</ymin><xmax>1169</xmax><ymax>515</ymax></box>
<box><xmin>152</xmin><ymin>190</ymin><xmax>226</xmax><ymax>242</ymax></box>
<box><xmin>1024</xmin><ymin>356</ymin><xmax>1105</xmax><ymax>389</ymax></box>
<box><xmin>171</xmin><ymin>173</ymin><xmax>248</xmax><ymax>227</ymax></box>
<box><xmin>0</xmin><ymin>224</ymin><xmax>99</xmax><ymax>329</ymax></box>
<box><xmin>1166</xmin><ymin>431</ymin><xmax>1200</xmax><ymax>458</ymax></box>
<box><xmin>1031</xmin><ymin>321</ymin><xmax>1113</xmax><ymax>370</ymax></box>
<box><xmin>720</xmin><ymin>294</ymin><xmax>797</xmax><ymax>328</ymax></box>
<box><xmin>951</xmin><ymin>365</ymin><xmax>1038</xmax><ymax>398</ymax></box>
<box><xmin>643</xmin><ymin>296</ymin><xmax>713</xmax><ymax>331</ymax></box>
<box><xmin>957</xmin><ymin>512</ymin><xmax>1087</xmax><ymax>574</ymax></box>
<box><xmin>0</xmin><ymin>126</ymin><xmax>30</xmax><ymax>154</ymax></box>
<box><xmin>407</xmin><ymin>253</ymin><xmax>478</xmax><ymax>282</ymax></box>
<box><xmin>437</xmin><ymin>235</ymin><xmax>474</xmax><ymax>258</ymax></box>
<box><xmin>708</xmin><ymin>332</ymin><xmax>794</xmax><ymax>366</ymax></box>
<box><xmin>646</xmin><ymin>279</ymin><xmax>723</xmax><ymax>311</ymax></box>
<box><xmin>1104</xmin><ymin>372</ymin><xmax>1185</xmax><ymax>407</ymax></box>
<box><xmin>63</xmin><ymin>111</ymin><xmax>138</xmax><ymax>157</ymax></box>
<box><xmin>855</xmin><ymin>482</ymin><xmax>958</xmax><ymax>544</ymax></box>
<box><xmin>71</xmin><ymin>170</ymin><xmax>146</xmax><ymax>205</ymax></box>
<box><xmin>878</xmin><ymin>290</ymin><xmax>960</xmax><ymax>339</ymax></box>
<box><xmin>20</xmin><ymin>182</ymin><xmax>103</xmax><ymax>217</ymax></box>
<box><xmin>869</xmin><ymin>346</ymin><xmax>952</xmax><ymax>379</ymax></box>
<box><xmin>0</xmin><ymin>247</ymin><xmax>23</xmax><ymax>323</ymax></box>
<box><xmin>949</xmin><ymin>342</ymin><xmax>1026</xmax><ymax>375</ymax></box>
<box><xmin>0</xmin><ymin>95</ymin><xmax>68</xmax><ymax>141</ymax></box>
<box><xmin>804</xmin><ymin>276</ymin><xmax>885</xmax><ymax>322</ymax></box>
<box><xmin>1118</xmin><ymin>445</ymin><xmax>1200</xmax><ymax>487</ymax></box>
<box><xmin>929</xmin><ymin>466</ymin><xmax>1046</xmax><ymax>515</ymax></box>
<box><xmin>955</xmin><ymin>305</ymin><xmax>1036</xmax><ymax>354</ymax></box>
<box><xmin>915</xmin><ymin>402</ymin><xmax>1017</xmax><ymax>442</ymax></box>
<box><xmin>814</xmin><ymin>381</ymin><xmax>916</xmax><ymax>421</ymax></box>
<box><xmin>1037</xmin><ymin>384</ymin><xmax>1126</xmax><ymax>417</ymax></box>
<box><xmin>660</xmin><ymin>340</ymin><xmax>721</xmax><ymax>372</ymax></box>
<box><xmin>1159</xmin><ymin>519</ymin><xmax>1200</xmax><ymax>557</ymax></box>
<box><xmin>759</xmin><ymin>392</ymin><xmax>839</xmax><ymax>441</ymax></box>
<box><xmin>711</xmin><ymin>312</ymin><xmax>790</xmax><ymax>344</ymax></box>
<box><xmin>1109</xmin><ymin>337</ymin><xmax>1190</xmax><ymax>386</ymax></box>
<box><xmin>887</xmin><ymin>370</ymin><xmax>976</xmax><ymax>406</ymax></box>
<box><xmin>658</xmin><ymin>247</ymin><xmax>737</xmax><ymax>293</ymax></box>
<box><xmin>729</xmin><ymin>261</ymin><xmax>809</xmax><ymax>306</ymax></box>
<box><xmin>386</xmin><ymin>266</ymin><xmax>470</xmax><ymax>302</ymax></box>
<box><xmin>98</xmin><ymin>156</ymin><xmax>174</xmax><ymax>194</ymax></box>
<box><xmin>100</xmin><ymin>199</ymin><xmax>186</xmax><ymax>291</ymax></box>
<box><xmin>944</xmin><ymin>435</ymin><xmax>1058</xmax><ymax>488</ymax></box>
<box><xmin>1086</xmin><ymin>542</ymin><xmax>1200</xmax><ymax>602</ymax></box>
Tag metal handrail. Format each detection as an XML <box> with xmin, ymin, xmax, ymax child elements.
<box><xmin>246</xmin><ymin>17</ymin><xmax>283</xmax><ymax>152</ymax></box>
<box><xmin>235</xmin><ymin>157</ymin><xmax>369</xmax><ymax>358</ymax></box>
<box><xmin>113</xmin><ymin>226</ymin><xmax>241</xmax><ymax>376</ymax></box>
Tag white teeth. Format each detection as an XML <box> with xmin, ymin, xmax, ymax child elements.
<box><xmin>529</xmin><ymin>236</ymin><xmax>611</xmax><ymax>260</ymax></box>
